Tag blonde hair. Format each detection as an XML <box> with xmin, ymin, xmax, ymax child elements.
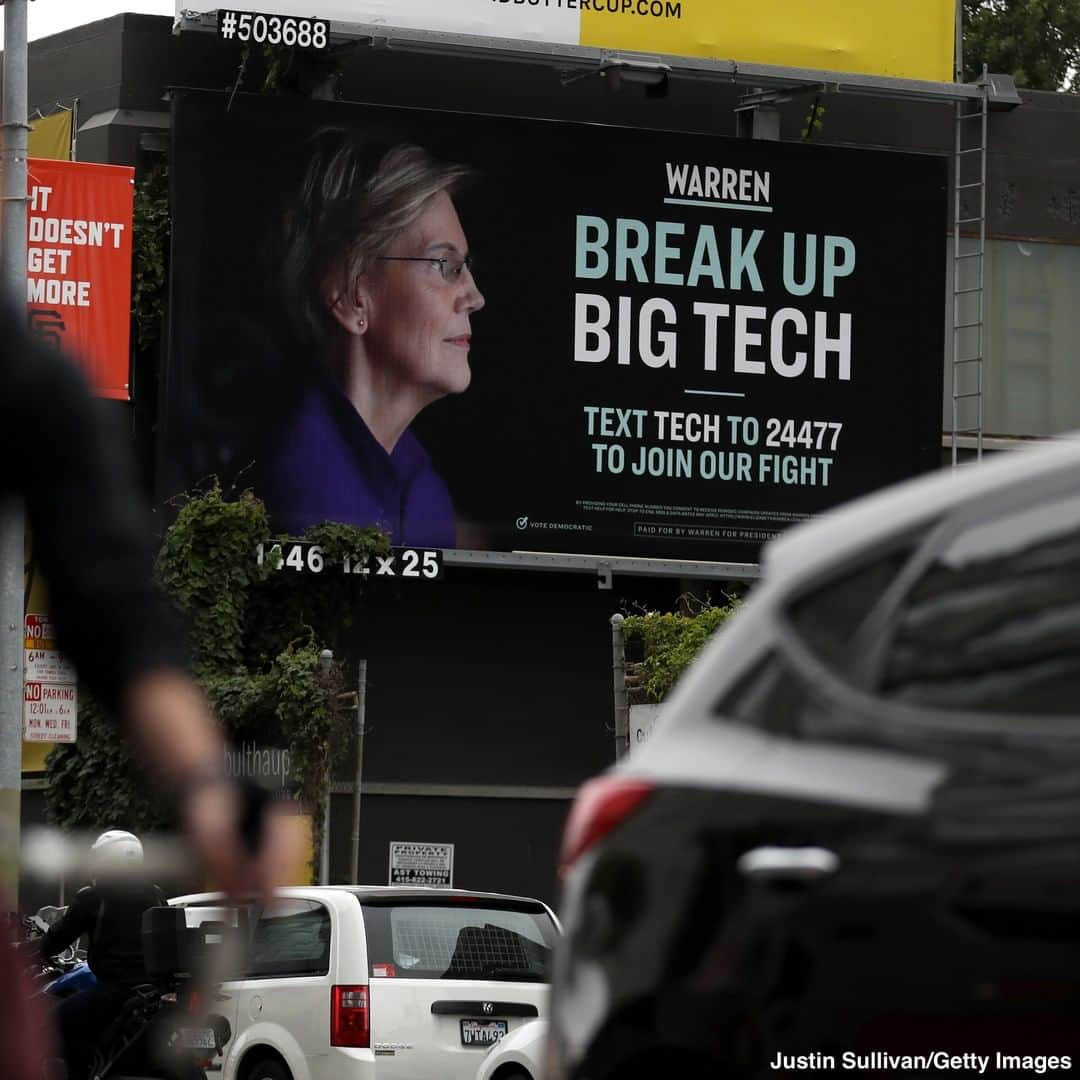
<box><xmin>282</xmin><ymin>130</ymin><xmax>470</xmax><ymax>347</ymax></box>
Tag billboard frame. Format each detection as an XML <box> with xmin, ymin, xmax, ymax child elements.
<box><xmin>174</xmin><ymin>11</ymin><xmax>989</xmax><ymax>105</ymax></box>
<box><xmin>170</xmin><ymin>11</ymin><xmax>1013</xmax><ymax>585</ymax></box>
<box><xmin>442</xmin><ymin>548</ymin><xmax>762</xmax><ymax>588</ymax></box>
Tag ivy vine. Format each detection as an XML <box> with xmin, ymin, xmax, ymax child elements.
<box><xmin>622</xmin><ymin>598</ymin><xmax>740</xmax><ymax>703</ymax></box>
<box><xmin>259</xmin><ymin>42</ymin><xmax>350</xmax><ymax>97</ymax></box>
<box><xmin>46</xmin><ymin>483</ymin><xmax>388</xmax><ymax>863</ymax></box>
<box><xmin>131</xmin><ymin>163</ymin><xmax>170</xmax><ymax>351</ymax></box>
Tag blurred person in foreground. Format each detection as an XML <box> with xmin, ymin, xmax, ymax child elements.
<box><xmin>2</xmin><ymin>302</ymin><xmax>298</xmax><ymax>894</ymax></box>
<box><xmin>0</xmin><ymin>303</ymin><xmax>301</xmax><ymax>1074</ymax></box>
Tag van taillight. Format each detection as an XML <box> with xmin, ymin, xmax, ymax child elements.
<box><xmin>559</xmin><ymin>775</ymin><xmax>655</xmax><ymax>871</ymax></box>
<box><xmin>331</xmin><ymin>985</ymin><xmax>370</xmax><ymax>1048</ymax></box>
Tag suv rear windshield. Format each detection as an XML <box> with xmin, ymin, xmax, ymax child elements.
<box><xmin>361</xmin><ymin>900</ymin><xmax>557</xmax><ymax>982</ymax></box>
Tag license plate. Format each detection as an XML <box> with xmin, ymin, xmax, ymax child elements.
<box><xmin>460</xmin><ymin>1019</ymin><xmax>508</xmax><ymax>1046</ymax></box>
<box><xmin>180</xmin><ymin>1027</ymin><xmax>217</xmax><ymax>1050</ymax></box>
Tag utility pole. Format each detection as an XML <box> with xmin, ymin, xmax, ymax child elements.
<box><xmin>0</xmin><ymin>0</ymin><xmax>29</xmax><ymax>903</ymax></box>
<box><xmin>610</xmin><ymin>614</ymin><xmax>629</xmax><ymax>760</ymax></box>
<box><xmin>318</xmin><ymin>649</ymin><xmax>333</xmax><ymax>884</ymax></box>
<box><xmin>349</xmin><ymin>659</ymin><xmax>367</xmax><ymax>884</ymax></box>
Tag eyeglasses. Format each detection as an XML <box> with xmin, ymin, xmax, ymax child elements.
<box><xmin>377</xmin><ymin>252</ymin><xmax>474</xmax><ymax>284</ymax></box>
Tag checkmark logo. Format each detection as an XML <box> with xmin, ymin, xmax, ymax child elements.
<box><xmin>516</xmin><ymin>516</ymin><xmax>529</xmax><ymax>530</ymax></box>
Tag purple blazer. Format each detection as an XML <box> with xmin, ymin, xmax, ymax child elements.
<box><xmin>256</xmin><ymin>369</ymin><xmax>457</xmax><ymax>548</ymax></box>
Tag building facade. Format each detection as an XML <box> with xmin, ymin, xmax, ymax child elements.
<box><xmin>17</xmin><ymin>14</ymin><xmax>1080</xmax><ymax>905</ymax></box>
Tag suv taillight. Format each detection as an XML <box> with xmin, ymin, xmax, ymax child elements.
<box><xmin>331</xmin><ymin>985</ymin><xmax>370</xmax><ymax>1048</ymax></box>
<box><xmin>559</xmin><ymin>775</ymin><xmax>655</xmax><ymax>871</ymax></box>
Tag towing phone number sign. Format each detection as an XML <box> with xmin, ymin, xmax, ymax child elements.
<box><xmin>389</xmin><ymin>842</ymin><xmax>455</xmax><ymax>887</ymax></box>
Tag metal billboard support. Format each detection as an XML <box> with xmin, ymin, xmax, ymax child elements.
<box><xmin>951</xmin><ymin>73</ymin><xmax>990</xmax><ymax>465</ymax></box>
<box><xmin>442</xmin><ymin>548</ymin><xmax>761</xmax><ymax>586</ymax></box>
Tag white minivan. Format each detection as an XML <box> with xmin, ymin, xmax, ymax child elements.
<box><xmin>171</xmin><ymin>886</ymin><xmax>559</xmax><ymax>1080</ymax></box>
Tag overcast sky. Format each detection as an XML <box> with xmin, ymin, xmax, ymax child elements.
<box><xmin>0</xmin><ymin>2</ymin><xmax>174</xmax><ymax>46</ymax></box>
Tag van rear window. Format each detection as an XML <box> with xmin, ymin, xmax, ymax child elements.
<box><xmin>361</xmin><ymin>902</ymin><xmax>556</xmax><ymax>981</ymax></box>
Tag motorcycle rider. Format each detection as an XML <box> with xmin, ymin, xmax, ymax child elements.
<box><xmin>35</xmin><ymin>829</ymin><xmax>165</xmax><ymax>1080</ymax></box>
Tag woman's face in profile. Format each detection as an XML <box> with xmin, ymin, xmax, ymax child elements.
<box><xmin>361</xmin><ymin>190</ymin><xmax>485</xmax><ymax>400</ymax></box>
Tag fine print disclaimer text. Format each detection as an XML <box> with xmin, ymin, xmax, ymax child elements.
<box><xmin>771</xmin><ymin>1051</ymin><xmax>1073</xmax><ymax>1074</ymax></box>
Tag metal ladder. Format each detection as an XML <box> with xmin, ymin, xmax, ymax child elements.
<box><xmin>951</xmin><ymin>73</ymin><xmax>989</xmax><ymax>464</ymax></box>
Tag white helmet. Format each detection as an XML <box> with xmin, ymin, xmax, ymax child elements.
<box><xmin>90</xmin><ymin>829</ymin><xmax>144</xmax><ymax>863</ymax></box>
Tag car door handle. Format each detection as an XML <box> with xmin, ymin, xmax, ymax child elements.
<box><xmin>736</xmin><ymin>846</ymin><xmax>840</xmax><ymax>881</ymax></box>
<box><xmin>431</xmin><ymin>1001</ymin><xmax>539</xmax><ymax>1017</ymax></box>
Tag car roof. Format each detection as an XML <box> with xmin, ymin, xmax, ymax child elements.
<box><xmin>622</xmin><ymin>435</ymin><xmax>1080</xmax><ymax>782</ymax></box>
<box><xmin>341</xmin><ymin>885</ymin><xmax>549</xmax><ymax>906</ymax></box>
<box><xmin>172</xmin><ymin>885</ymin><xmax>551</xmax><ymax>909</ymax></box>
<box><xmin>764</xmin><ymin>435</ymin><xmax>1080</xmax><ymax>589</ymax></box>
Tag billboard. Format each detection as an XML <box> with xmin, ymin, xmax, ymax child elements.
<box><xmin>26</xmin><ymin>159</ymin><xmax>135</xmax><ymax>400</ymax></box>
<box><xmin>189</xmin><ymin>0</ymin><xmax>956</xmax><ymax>82</ymax></box>
<box><xmin>163</xmin><ymin>90</ymin><xmax>945</xmax><ymax>564</ymax></box>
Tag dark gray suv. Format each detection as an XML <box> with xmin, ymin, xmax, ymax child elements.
<box><xmin>549</xmin><ymin>440</ymin><xmax>1080</xmax><ymax>1079</ymax></box>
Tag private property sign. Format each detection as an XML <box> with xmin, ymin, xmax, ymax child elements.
<box><xmin>26</xmin><ymin>159</ymin><xmax>135</xmax><ymax>401</ymax></box>
<box><xmin>23</xmin><ymin>614</ymin><xmax>77</xmax><ymax>743</ymax></box>
<box><xmin>389</xmin><ymin>841</ymin><xmax>455</xmax><ymax>886</ymax></box>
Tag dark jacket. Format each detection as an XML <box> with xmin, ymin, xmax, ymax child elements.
<box><xmin>39</xmin><ymin>881</ymin><xmax>166</xmax><ymax>985</ymax></box>
<box><xmin>0</xmin><ymin>304</ymin><xmax>186</xmax><ymax>713</ymax></box>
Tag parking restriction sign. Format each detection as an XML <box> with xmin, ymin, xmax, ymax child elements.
<box><xmin>23</xmin><ymin>614</ymin><xmax>77</xmax><ymax>743</ymax></box>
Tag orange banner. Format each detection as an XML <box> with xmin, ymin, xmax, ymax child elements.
<box><xmin>26</xmin><ymin>159</ymin><xmax>135</xmax><ymax>401</ymax></box>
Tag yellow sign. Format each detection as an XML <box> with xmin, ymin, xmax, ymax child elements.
<box><xmin>195</xmin><ymin>0</ymin><xmax>956</xmax><ymax>83</ymax></box>
<box><xmin>22</xmin><ymin>539</ymin><xmax>55</xmax><ymax>771</ymax></box>
<box><xmin>579</xmin><ymin>0</ymin><xmax>955</xmax><ymax>82</ymax></box>
<box><xmin>28</xmin><ymin>109</ymin><xmax>73</xmax><ymax>162</ymax></box>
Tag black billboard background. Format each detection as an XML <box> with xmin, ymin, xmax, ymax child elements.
<box><xmin>163</xmin><ymin>90</ymin><xmax>946</xmax><ymax>562</ymax></box>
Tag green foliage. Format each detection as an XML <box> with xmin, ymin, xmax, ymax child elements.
<box><xmin>801</xmin><ymin>97</ymin><xmax>826</xmax><ymax>141</ymax></box>
<box><xmin>622</xmin><ymin>600</ymin><xmax>739</xmax><ymax>703</ymax></box>
<box><xmin>157</xmin><ymin>486</ymin><xmax>271</xmax><ymax>677</ymax></box>
<box><xmin>963</xmin><ymin>0</ymin><xmax>1080</xmax><ymax>90</ymax></box>
<box><xmin>259</xmin><ymin>43</ymin><xmax>348</xmax><ymax>97</ymax></box>
<box><xmin>44</xmin><ymin>699</ymin><xmax>173</xmax><ymax>833</ymax></box>
<box><xmin>131</xmin><ymin>164</ymin><xmax>170</xmax><ymax>350</ymax></box>
<box><xmin>46</xmin><ymin>482</ymin><xmax>387</xmax><ymax>856</ymax></box>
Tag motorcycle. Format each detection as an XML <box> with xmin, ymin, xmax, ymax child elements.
<box><xmin>22</xmin><ymin>904</ymin><xmax>232</xmax><ymax>1080</ymax></box>
<box><xmin>20</xmin><ymin>906</ymin><xmax>95</xmax><ymax>998</ymax></box>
